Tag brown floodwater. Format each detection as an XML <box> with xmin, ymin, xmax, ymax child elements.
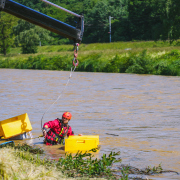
<box><xmin>0</xmin><ymin>68</ymin><xmax>180</xmax><ymax>179</ymax></box>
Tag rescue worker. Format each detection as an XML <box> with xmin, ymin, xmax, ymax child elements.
<box><xmin>43</xmin><ymin>112</ymin><xmax>74</xmax><ymax>145</ymax></box>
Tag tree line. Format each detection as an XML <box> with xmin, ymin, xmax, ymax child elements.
<box><xmin>0</xmin><ymin>0</ymin><xmax>180</xmax><ymax>55</ymax></box>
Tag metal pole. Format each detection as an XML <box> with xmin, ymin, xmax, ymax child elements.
<box><xmin>109</xmin><ymin>16</ymin><xmax>111</xmax><ymax>43</ymax></box>
<box><xmin>41</xmin><ymin>0</ymin><xmax>81</xmax><ymax>18</ymax></box>
<box><xmin>109</xmin><ymin>16</ymin><xmax>113</xmax><ymax>43</ymax></box>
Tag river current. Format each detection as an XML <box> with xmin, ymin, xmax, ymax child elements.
<box><xmin>0</xmin><ymin>69</ymin><xmax>180</xmax><ymax>179</ymax></box>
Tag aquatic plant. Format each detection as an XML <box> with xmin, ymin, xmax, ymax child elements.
<box><xmin>0</xmin><ymin>142</ymin><xmax>44</xmax><ymax>154</ymax></box>
<box><xmin>144</xmin><ymin>164</ymin><xmax>163</xmax><ymax>174</ymax></box>
<box><xmin>14</xmin><ymin>143</ymin><xmax>44</xmax><ymax>154</ymax></box>
<box><xmin>56</xmin><ymin>150</ymin><xmax>121</xmax><ymax>178</ymax></box>
<box><xmin>120</xmin><ymin>166</ymin><xmax>129</xmax><ymax>180</ymax></box>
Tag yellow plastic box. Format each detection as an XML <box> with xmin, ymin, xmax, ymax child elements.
<box><xmin>0</xmin><ymin>113</ymin><xmax>32</xmax><ymax>139</ymax></box>
<box><xmin>65</xmin><ymin>135</ymin><xmax>99</xmax><ymax>152</ymax></box>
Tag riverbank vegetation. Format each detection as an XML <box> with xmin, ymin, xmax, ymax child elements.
<box><xmin>0</xmin><ymin>143</ymin><xmax>178</xmax><ymax>180</ymax></box>
<box><xmin>0</xmin><ymin>41</ymin><xmax>180</xmax><ymax>76</ymax></box>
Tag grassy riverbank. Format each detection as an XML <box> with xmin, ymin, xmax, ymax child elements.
<box><xmin>1</xmin><ymin>143</ymin><xmax>175</xmax><ymax>180</ymax></box>
<box><xmin>0</xmin><ymin>41</ymin><xmax>180</xmax><ymax>76</ymax></box>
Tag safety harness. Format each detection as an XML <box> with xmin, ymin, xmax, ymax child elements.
<box><xmin>44</xmin><ymin>119</ymin><xmax>71</xmax><ymax>145</ymax></box>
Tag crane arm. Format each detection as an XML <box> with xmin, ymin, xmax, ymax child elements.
<box><xmin>0</xmin><ymin>0</ymin><xmax>84</xmax><ymax>43</ymax></box>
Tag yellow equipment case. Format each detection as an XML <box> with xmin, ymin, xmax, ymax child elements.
<box><xmin>0</xmin><ymin>113</ymin><xmax>32</xmax><ymax>139</ymax></box>
<box><xmin>65</xmin><ymin>135</ymin><xmax>99</xmax><ymax>152</ymax></box>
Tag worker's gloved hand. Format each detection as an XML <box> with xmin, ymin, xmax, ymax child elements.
<box><xmin>43</xmin><ymin>130</ymin><xmax>47</xmax><ymax>137</ymax></box>
<box><xmin>43</xmin><ymin>128</ymin><xmax>48</xmax><ymax>137</ymax></box>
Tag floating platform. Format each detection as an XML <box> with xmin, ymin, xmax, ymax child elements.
<box><xmin>0</xmin><ymin>113</ymin><xmax>32</xmax><ymax>139</ymax></box>
<box><xmin>65</xmin><ymin>135</ymin><xmax>99</xmax><ymax>152</ymax></box>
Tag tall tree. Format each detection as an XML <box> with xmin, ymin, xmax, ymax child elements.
<box><xmin>127</xmin><ymin>0</ymin><xmax>163</xmax><ymax>41</ymax></box>
<box><xmin>109</xmin><ymin>0</ymin><xmax>129</xmax><ymax>41</ymax></box>
<box><xmin>16</xmin><ymin>26</ymin><xmax>53</xmax><ymax>54</ymax></box>
<box><xmin>0</xmin><ymin>12</ymin><xmax>18</xmax><ymax>55</ymax></box>
<box><xmin>84</xmin><ymin>0</ymin><xmax>128</xmax><ymax>43</ymax></box>
<box><xmin>160</xmin><ymin>0</ymin><xmax>180</xmax><ymax>43</ymax></box>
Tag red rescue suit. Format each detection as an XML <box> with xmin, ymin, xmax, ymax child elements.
<box><xmin>43</xmin><ymin>118</ymin><xmax>74</xmax><ymax>145</ymax></box>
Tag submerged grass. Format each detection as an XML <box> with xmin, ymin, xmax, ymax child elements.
<box><xmin>0</xmin><ymin>41</ymin><xmax>180</xmax><ymax>76</ymax></box>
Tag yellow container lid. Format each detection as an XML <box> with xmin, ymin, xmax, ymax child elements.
<box><xmin>65</xmin><ymin>135</ymin><xmax>99</xmax><ymax>152</ymax></box>
<box><xmin>0</xmin><ymin>113</ymin><xmax>32</xmax><ymax>139</ymax></box>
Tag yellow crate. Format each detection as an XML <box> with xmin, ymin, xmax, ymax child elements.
<box><xmin>0</xmin><ymin>113</ymin><xmax>32</xmax><ymax>139</ymax></box>
<box><xmin>65</xmin><ymin>135</ymin><xmax>99</xmax><ymax>152</ymax></box>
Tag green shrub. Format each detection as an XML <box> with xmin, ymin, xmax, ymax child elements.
<box><xmin>104</xmin><ymin>54</ymin><xmax>122</xmax><ymax>73</ymax></box>
<box><xmin>0</xmin><ymin>47</ymin><xmax>180</xmax><ymax>76</ymax></box>
<box><xmin>171</xmin><ymin>60</ymin><xmax>180</xmax><ymax>76</ymax></box>
<box><xmin>78</xmin><ymin>53</ymin><xmax>103</xmax><ymax>72</ymax></box>
<box><xmin>22</xmin><ymin>45</ymin><xmax>38</xmax><ymax>54</ymax></box>
<box><xmin>125</xmin><ymin>50</ymin><xmax>152</xmax><ymax>74</ymax></box>
<box><xmin>153</xmin><ymin>50</ymin><xmax>180</xmax><ymax>75</ymax></box>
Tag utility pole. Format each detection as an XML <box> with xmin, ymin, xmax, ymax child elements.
<box><xmin>109</xmin><ymin>16</ymin><xmax>113</xmax><ymax>43</ymax></box>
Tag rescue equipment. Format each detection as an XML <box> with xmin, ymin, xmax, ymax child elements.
<box><xmin>0</xmin><ymin>141</ymin><xmax>14</xmax><ymax>147</ymax></box>
<box><xmin>65</xmin><ymin>135</ymin><xmax>99</xmax><ymax>152</ymax></box>
<box><xmin>62</xmin><ymin>112</ymin><xmax>72</xmax><ymax>120</ymax></box>
<box><xmin>0</xmin><ymin>113</ymin><xmax>32</xmax><ymax>139</ymax></box>
<box><xmin>73</xmin><ymin>43</ymin><xmax>79</xmax><ymax>67</ymax></box>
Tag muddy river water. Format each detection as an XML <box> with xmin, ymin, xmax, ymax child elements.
<box><xmin>0</xmin><ymin>69</ymin><xmax>180</xmax><ymax>179</ymax></box>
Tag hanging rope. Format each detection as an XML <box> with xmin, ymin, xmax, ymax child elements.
<box><xmin>40</xmin><ymin>43</ymin><xmax>79</xmax><ymax>131</ymax></box>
